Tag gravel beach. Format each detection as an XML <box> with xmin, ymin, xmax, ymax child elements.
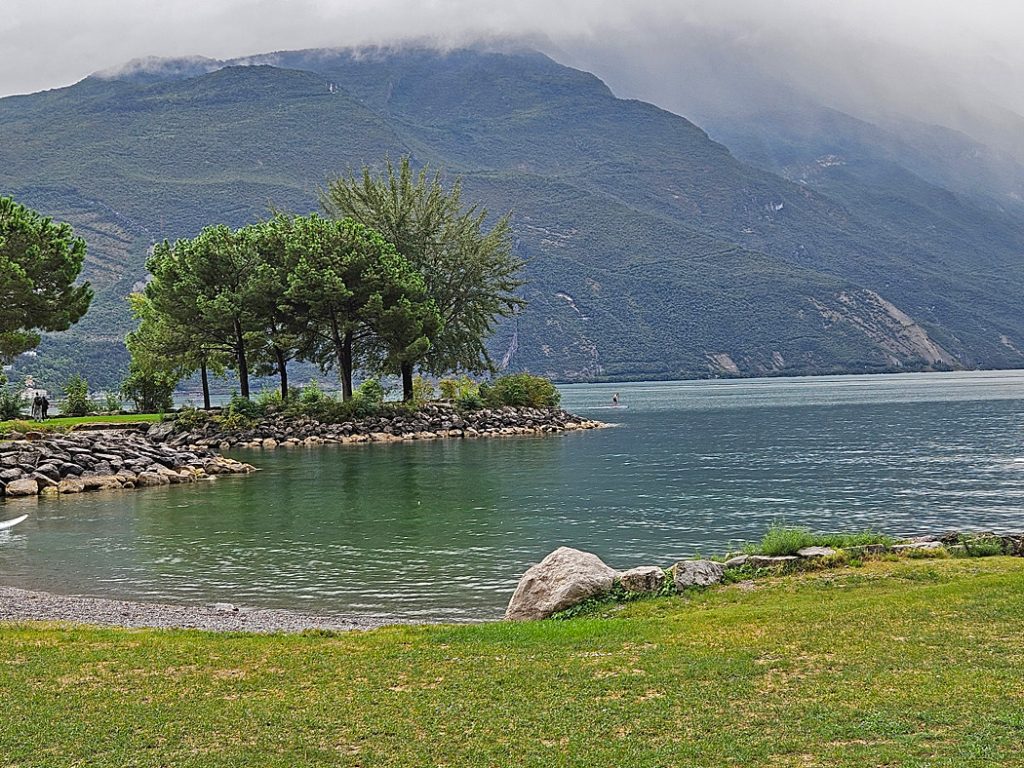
<box><xmin>0</xmin><ymin>585</ymin><xmax>404</xmax><ymax>633</ymax></box>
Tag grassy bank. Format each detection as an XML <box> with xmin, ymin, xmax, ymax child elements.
<box><xmin>3</xmin><ymin>558</ymin><xmax>1024</xmax><ymax>766</ymax></box>
<box><xmin>0</xmin><ymin>413</ymin><xmax>163</xmax><ymax>434</ymax></box>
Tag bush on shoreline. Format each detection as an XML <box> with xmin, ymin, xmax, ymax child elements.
<box><xmin>176</xmin><ymin>373</ymin><xmax>564</xmax><ymax>431</ymax></box>
<box><xmin>480</xmin><ymin>373</ymin><xmax>560</xmax><ymax>408</ymax></box>
<box><xmin>743</xmin><ymin>525</ymin><xmax>896</xmax><ymax>556</ymax></box>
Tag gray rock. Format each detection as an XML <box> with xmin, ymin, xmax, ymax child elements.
<box><xmin>723</xmin><ymin>555</ymin><xmax>749</xmax><ymax>568</ymax></box>
<box><xmin>34</xmin><ymin>463</ymin><xmax>61</xmax><ymax>482</ymax></box>
<box><xmin>3</xmin><ymin>477</ymin><xmax>39</xmax><ymax>496</ymax></box>
<box><xmin>81</xmin><ymin>474</ymin><xmax>122</xmax><ymax>491</ymax></box>
<box><xmin>31</xmin><ymin>472</ymin><xmax>58</xmax><ymax>488</ymax></box>
<box><xmin>618</xmin><ymin>566</ymin><xmax>666</xmax><ymax>594</ymax></box>
<box><xmin>147</xmin><ymin>422</ymin><xmax>175</xmax><ymax>441</ymax></box>
<box><xmin>797</xmin><ymin>546</ymin><xmax>837</xmax><ymax>558</ymax></box>
<box><xmin>891</xmin><ymin>542</ymin><xmax>943</xmax><ymax>551</ymax></box>
<box><xmin>672</xmin><ymin>560</ymin><xmax>725</xmax><ymax>589</ymax></box>
<box><xmin>505</xmin><ymin>547</ymin><xmax>617</xmax><ymax>621</ymax></box>
<box><xmin>57</xmin><ymin>476</ymin><xmax>86</xmax><ymax>494</ymax></box>
<box><xmin>136</xmin><ymin>471</ymin><xmax>169</xmax><ymax>487</ymax></box>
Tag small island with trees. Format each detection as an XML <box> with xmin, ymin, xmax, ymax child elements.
<box><xmin>1</xmin><ymin>157</ymin><xmax>602</xmax><ymax>497</ymax></box>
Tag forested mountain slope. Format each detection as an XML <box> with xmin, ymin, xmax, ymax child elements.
<box><xmin>2</xmin><ymin>48</ymin><xmax>1022</xmax><ymax>387</ymax></box>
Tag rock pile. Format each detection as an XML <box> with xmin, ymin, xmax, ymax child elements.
<box><xmin>505</xmin><ymin>531</ymin><xmax>1024</xmax><ymax>620</ymax></box>
<box><xmin>157</xmin><ymin>404</ymin><xmax>605</xmax><ymax>450</ymax></box>
<box><xmin>0</xmin><ymin>430</ymin><xmax>254</xmax><ymax>498</ymax></box>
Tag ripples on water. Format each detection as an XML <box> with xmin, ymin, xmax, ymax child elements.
<box><xmin>2</xmin><ymin>370</ymin><xmax>1024</xmax><ymax>620</ymax></box>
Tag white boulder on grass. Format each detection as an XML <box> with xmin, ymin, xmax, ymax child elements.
<box><xmin>505</xmin><ymin>547</ymin><xmax>617</xmax><ymax>621</ymax></box>
<box><xmin>618</xmin><ymin>566</ymin><xmax>666</xmax><ymax>594</ymax></box>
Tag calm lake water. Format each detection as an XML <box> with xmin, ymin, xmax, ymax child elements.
<box><xmin>3</xmin><ymin>370</ymin><xmax>1024</xmax><ymax>620</ymax></box>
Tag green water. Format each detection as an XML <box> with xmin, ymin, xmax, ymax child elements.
<box><xmin>2</xmin><ymin>371</ymin><xmax>1024</xmax><ymax>620</ymax></box>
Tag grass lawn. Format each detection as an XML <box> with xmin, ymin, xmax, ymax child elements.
<box><xmin>2</xmin><ymin>557</ymin><xmax>1024</xmax><ymax>767</ymax></box>
<box><xmin>0</xmin><ymin>413</ymin><xmax>164</xmax><ymax>434</ymax></box>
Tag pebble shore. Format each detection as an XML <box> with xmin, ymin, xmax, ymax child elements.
<box><xmin>0</xmin><ymin>586</ymin><xmax>398</xmax><ymax>633</ymax></box>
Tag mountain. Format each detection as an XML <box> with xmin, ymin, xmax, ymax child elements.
<box><xmin>2</xmin><ymin>47</ymin><xmax>1024</xmax><ymax>389</ymax></box>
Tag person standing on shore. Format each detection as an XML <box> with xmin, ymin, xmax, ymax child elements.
<box><xmin>31</xmin><ymin>394</ymin><xmax>42</xmax><ymax>420</ymax></box>
<box><xmin>40</xmin><ymin>396</ymin><xmax>49</xmax><ymax>420</ymax></box>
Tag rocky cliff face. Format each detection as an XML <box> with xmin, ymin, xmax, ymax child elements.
<box><xmin>810</xmin><ymin>290</ymin><xmax>956</xmax><ymax>368</ymax></box>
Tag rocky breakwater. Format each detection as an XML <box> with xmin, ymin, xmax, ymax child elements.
<box><xmin>157</xmin><ymin>404</ymin><xmax>605</xmax><ymax>450</ymax></box>
<box><xmin>0</xmin><ymin>430</ymin><xmax>254</xmax><ymax>498</ymax></box>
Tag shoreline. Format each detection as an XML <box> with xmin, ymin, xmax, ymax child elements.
<box><xmin>0</xmin><ymin>584</ymin><xmax>412</xmax><ymax>633</ymax></box>
<box><xmin>0</xmin><ymin>429</ymin><xmax>255</xmax><ymax>499</ymax></box>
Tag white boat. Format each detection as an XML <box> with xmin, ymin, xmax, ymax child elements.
<box><xmin>0</xmin><ymin>514</ymin><xmax>28</xmax><ymax>531</ymax></box>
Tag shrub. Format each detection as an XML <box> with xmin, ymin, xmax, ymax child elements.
<box><xmin>0</xmin><ymin>385</ymin><xmax>26</xmax><ymax>420</ymax></box>
<box><xmin>439</xmin><ymin>376</ymin><xmax>484</xmax><ymax>410</ymax></box>
<box><xmin>102</xmin><ymin>391</ymin><xmax>123</xmax><ymax>414</ymax></box>
<box><xmin>120</xmin><ymin>366</ymin><xmax>175</xmax><ymax>413</ymax></box>
<box><xmin>218</xmin><ymin>410</ymin><xmax>257</xmax><ymax>431</ymax></box>
<box><xmin>255</xmin><ymin>389</ymin><xmax>284</xmax><ymax>413</ymax></box>
<box><xmin>745</xmin><ymin>525</ymin><xmax>816</xmax><ymax>556</ymax></box>
<box><xmin>174</xmin><ymin>407</ymin><xmax>212</xmax><ymax>432</ymax></box>
<box><xmin>303</xmin><ymin>395</ymin><xmax>379</xmax><ymax>423</ymax></box>
<box><xmin>226</xmin><ymin>394</ymin><xmax>262</xmax><ymax>420</ymax></box>
<box><xmin>62</xmin><ymin>374</ymin><xmax>94</xmax><ymax>417</ymax></box>
<box><xmin>299</xmin><ymin>379</ymin><xmax>328</xmax><ymax>407</ymax></box>
<box><xmin>455</xmin><ymin>390</ymin><xmax>484</xmax><ymax>411</ymax></box>
<box><xmin>356</xmin><ymin>378</ymin><xmax>386</xmax><ymax>405</ymax></box>
<box><xmin>481</xmin><ymin>373</ymin><xmax>561</xmax><ymax>408</ymax></box>
<box><xmin>411</xmin><ymin>376</ymin><xmax>435</xmax><ymax>405</ymax></box>
<box><xmin>958</xmin><ymin>534</ymin><xmax>1005</xmax><ymax>557</ymax></box>
<box><xmin>745</xmin><ymin>526</ymin><xmax>897</xmax><ymax>557</ymax></box>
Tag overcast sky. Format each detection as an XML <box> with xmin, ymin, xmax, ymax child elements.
<box><xmin>3</xmin><ymin>1</ymin><xmax>1022</xmax><ymax>148</ymax></box>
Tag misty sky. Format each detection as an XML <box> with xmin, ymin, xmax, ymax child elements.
<box><xmin>3</xmin><ymin>1</ymin><xmax>1023</xmax><ymax>151</ymax></box>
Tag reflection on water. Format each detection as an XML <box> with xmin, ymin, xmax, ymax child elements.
<box><xmin>2</xmin><ymin>370</ymin><xmax>1024</xmax><ymax>620</ymax></box>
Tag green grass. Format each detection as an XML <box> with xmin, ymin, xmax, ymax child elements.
<box><xmin>744</xmin><ymin>524</ymin><xmax>897</xmax><ymax>556</ymax></box>
<box><xmin>2</xmin><ymin>557</ymin><xmax>1024</xmax><ymax>766</ymax></box>
<box><xmin>0</xmin><ymin>413</ymin><xmax>164</xmax><ymax>435</ymax></box>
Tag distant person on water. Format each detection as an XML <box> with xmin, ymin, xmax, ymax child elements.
<box><xmin>612</xmin><ymin>392</ymin><xmax>619</xmax><ymax>406</ymax></box>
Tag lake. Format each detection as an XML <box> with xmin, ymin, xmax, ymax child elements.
<box><xmin>2</xmin><ymin>370</ymin><xmax>1024</xmax><ymax>621</ymax></box>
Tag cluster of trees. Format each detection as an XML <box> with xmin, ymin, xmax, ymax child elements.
<box><xmin>129</xmin><ymin>158</ymin><xmax>524</xmax><ymax>406</ymax></box>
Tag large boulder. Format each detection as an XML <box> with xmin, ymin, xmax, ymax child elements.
<box><xmin>136</xmin><ymin>471</ymin><xmax>170</xmax><ymax>487</ymax></box>
<box><xmin>81</xmin><ymin>474</ymin><xmax>123</xmax><ymax>491</ymax></box>
<box><xmin>57</xmin><ymin>476</ymin><xmax>86</xmax><ymax>494</ymax></box>
<box><xmin>672</xmin><ymin>560</ymin><xmax>725</xmax><ymax>590</ymax></box>
<box><xmin>618</xmin><ymin>566</ymin><xmax>666</xmax><ymax>594</ymax></box>
<box><xmin>505</xmin><ymin>547</ymin><xmax>617</xmax><ymax>621</ymax></box>
<box><xmin>3</xmin><ymin>477</ymin><xmax>39</xmax><ymax>497</ymax></box>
